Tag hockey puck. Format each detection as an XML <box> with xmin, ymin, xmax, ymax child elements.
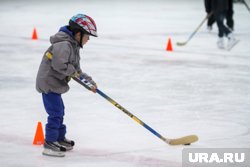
<box><xmin>184</xmin><ymin>143</ymin><xmax>191</xmax><ymax>146</ymax></box>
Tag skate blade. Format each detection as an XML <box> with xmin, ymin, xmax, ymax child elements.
<box><xmin>227</xmin><ymin>40</ymin><xmax>240</xmax><ymax>51</ymax></box>
<box><xmin>42</xmin><ymin>148</ymin><xmax>65</xmax><ymax>157</ymax></box>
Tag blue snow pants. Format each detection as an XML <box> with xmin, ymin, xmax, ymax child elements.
<box><xmin>42</xmin><ymin>92</ymin><xmax>66</xmax><ymax>142</ymax></box>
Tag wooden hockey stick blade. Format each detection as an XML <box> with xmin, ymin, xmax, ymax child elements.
<box><xmin>166</xmin><ymin>135</ymin><xmax>198</xmax><ymax>145</ymax></box>
<box><xmin>176</xmin><ymin>41</ymin><xmax>187</xmax><ymax>46</ymax></box>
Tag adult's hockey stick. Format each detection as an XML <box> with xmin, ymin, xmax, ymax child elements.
<box><xmin>243</xmin><ymin>0</ymin><xmax>250</xmax><ymax>13</ymax></box>
<box><xmin>73</xmin><ymin>77</ymin><xmax>198</xmax><ymax>145</ymax></box>
<box><xmin>176</xmin><ymin>12</ymin><xmax>213</xmax><ymax>46</ymax></box>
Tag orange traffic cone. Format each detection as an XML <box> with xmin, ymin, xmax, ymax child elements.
<box><xmin>32</xmin><ymin>27</ymin><xmax>38</xmax><ymax>40</ymax></box>
<box><xmin>166</xmin><ymin>38</ymin><xmax>173</xmax><ymax>51</ymax></box>
<box><xmin>33</xmin><ymin>121</ymin><xmax>44</xmax><ymax>145</ymax></box>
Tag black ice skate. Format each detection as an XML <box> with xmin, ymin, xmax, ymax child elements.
<box><xmin>58</xmin><ymin>138</ymin><xmax>75</xmax><ymax>151</ymax></box>
<box><xmin>42</xmin><ymin>141</ymin><xmax>66</xmax><ymax>157</ymax></box>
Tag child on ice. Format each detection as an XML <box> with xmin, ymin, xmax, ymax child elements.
<box><xmin>36</xmin><ymin>14</ymin><xmax>98</xmax><ymax>157</ymax></box>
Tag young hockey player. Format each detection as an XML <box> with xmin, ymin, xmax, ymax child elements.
<box><xmin>36</xmin><ymin>14</ymin><xmax>98</xmax><ymax>157</ymax></box>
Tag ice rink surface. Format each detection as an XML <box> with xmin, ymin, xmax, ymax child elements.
<box><xmin>0</xmin><ymin>0</ymin><xmax>250</xmax><ymax>166</ymax></box>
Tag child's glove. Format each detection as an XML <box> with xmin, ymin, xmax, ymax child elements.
<box><xmin>79</xmin><ymin>72</ymin><xmax>97</xmax><ymax>93</ymax></box>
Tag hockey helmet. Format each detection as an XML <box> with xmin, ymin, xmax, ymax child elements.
<box><xmin>69</xmin><ymin>14</ymin><xmax>97</xmax><ymax>37</ymax></box>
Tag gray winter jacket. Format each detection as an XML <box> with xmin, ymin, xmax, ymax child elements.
<box><xmin>36</xmin><ymin>29</ymin><xmax>82</xmax><ymax>94</ymax></box>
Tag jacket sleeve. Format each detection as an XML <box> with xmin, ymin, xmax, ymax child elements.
<box><xmin>51</xmin><ymin>42</ymin><xmax>77</xmax><ymax>77</ymax></box>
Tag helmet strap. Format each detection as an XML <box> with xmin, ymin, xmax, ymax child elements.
<box><xmin>79</xmin><ymin>31</ymin><xmax>84</xmax><ymax>48</ymax></box>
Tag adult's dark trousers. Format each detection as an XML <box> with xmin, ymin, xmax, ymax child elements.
<box><xmin>207</xmin><ymin>14</ymin><xmax>216</xmax><ymax>27</ymax></box>
<box><xmin>226</xmin><ymin>0</ymin><xmax>234</xmax><ymax>30</ymax></box>
<box><xmin>216</xmin><ymin>12</ymin><xmax>231</xmax><ymax>37</ymax></box>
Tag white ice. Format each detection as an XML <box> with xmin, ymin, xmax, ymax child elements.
<box><xmin>0</xmin><ymin>0</ymin><xmax>250</xmax><ymax>166</ymax></box>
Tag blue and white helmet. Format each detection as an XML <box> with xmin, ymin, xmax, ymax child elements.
<box><xmin>69</xmin><ymin>14</ymin><xmax>97</xmax><ymax>37</ymax></box>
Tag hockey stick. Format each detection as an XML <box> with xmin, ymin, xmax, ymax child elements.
<box><xmin>73</xmin><ymin>77</ymin><xmax>198</xmax><ymax>145</ymax></box>
<box><xmin>176</xmin><ymin>12</ymin><xmax>213</xmax><ymax>46</ymax></box>
<box><xmin>242</xmin><ymin>0</ymin><xmax>250</xmax><ymax>12</ymax></box>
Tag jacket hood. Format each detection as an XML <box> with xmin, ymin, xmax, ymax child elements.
<box><xmin>50</xmin><ymin>26</ymin><xmax>79</xmax><ymax>47</ymax></box>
